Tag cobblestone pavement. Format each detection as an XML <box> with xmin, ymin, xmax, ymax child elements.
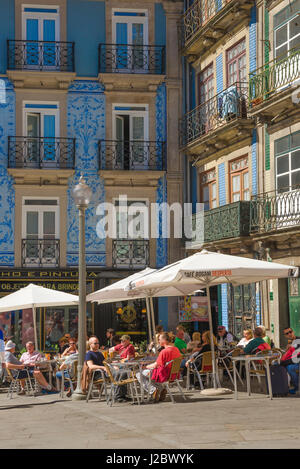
<box><xmin>1</xmin><ymin>388</ymin><xmax>300</xmax><ymax>449</ymax></box>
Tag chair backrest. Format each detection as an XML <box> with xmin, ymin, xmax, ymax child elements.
<box><xmin>167</xmin><ymin>357</ymin><xmax>181</xmax><ymax>382</ymax></box>
<box><xmin>6</xmin><ymin>368</ymin><xmax>14</xmax><ymax>380</ymax></box>
<box><xmin>103</xmin><ymin>362</ymin><xmax>117</xmax><ymax>385</ymax></box>
<box><xmin>200</xmin><ymin>351</ymin><xmax>213</xmax><ymax>372</ymax></box>
<box><xmin>70</xmin><ymin>360</ymin><xmax>78</xmax><ymax>380</ymax></box>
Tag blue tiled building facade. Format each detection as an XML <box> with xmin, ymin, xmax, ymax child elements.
<box><xmin>0</xmin><ymin>0</ymin><xmax>183</xmax><ymax>349</ymax></box>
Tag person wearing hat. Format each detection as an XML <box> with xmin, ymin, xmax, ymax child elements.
<box><xmin>5</xmin><ymin>340</ymin><xmax>56</xmax><ymax>395</ymax></box>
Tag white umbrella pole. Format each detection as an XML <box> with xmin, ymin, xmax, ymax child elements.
<box><xmin>206</xmin><ymin>284</ymin><xmax>218</xmax><ymax>389</ymax></box>
<box><xmin>149</xmin><ymin>297</ymin><xmax>157</xmax><ymax>346</ymax></box>
<box><xmin>145</xmin><ymin>296</ymin><xmax>152</xmax><ymax>344</ymax></box>
<box><xmin>32</xmin><ymin>306</ymin><xmax>38</xmax><ymax>351</ymax></box>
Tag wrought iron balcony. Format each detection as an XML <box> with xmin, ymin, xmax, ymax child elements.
<box><xmin>180</xmin><ymin>82</ymin><xmax>249</xmax><ymax>148</ymax></box>
<box><xmin>112</xmin><ymin>239</ymin><xmax>149</xmax><ymax>269</ymax></box>
<box><xmin>8</xmin><ymin>137</ymin><xmax>75</xmax><ymax>169</ymax></box>
<box><xmin>99</xmin><ymin>140</ymin><xmax>166</xmax><ymax>171</ymax></box>
<box><xmin>22</xmin><ymin>239</ymin><xmax>60</xmax><ymax>267</ymax></box>
<box><xmin>181</xmin><ymin>0</ymin><xmax>253</xmax><ymax>55</ymax></box>
<box><xmin>98</xmin><ymin>44</ymin><xmax>165</xmax><ymax>74</ymax></box>
<box><xmin>7</xmin><ymin>40</ymin><xmax>75</xmax><ymax>72</ymax></box>
<box><xmin>250</xmin><ymin>188</ymin><xmax>300</xmax><ymax>234</ymax></box>
<box><xmin>187</xmin><ymin>201</ymin><xmax>251</xmax><ymax>246</ymax></box>
<box><xmin>249</xmin><ymin>48</ymin><xmax>300</xmax><ymax>109</ymax></box>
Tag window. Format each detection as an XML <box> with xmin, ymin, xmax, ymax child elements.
<box><xmin>200</xmin><ymin>169</ymin><xmax>217</xmax><ymax>211</ymax></box>
<box><xmin>22</xmin><ymin>5</ymin><xmax>60</xmax><ymax>68</ymax></box>
<box><xmin>274</xmin><ymin>2</ymin><xmax>300</xmax><ymax>58</ymax></box>
<box><xmin>23</xmin><ymin>102</ymin><xmax>59</xmax><ymax>166</ymax></box>
<box><xmin>275</xmin><ymin>131</ymin><xmax>300</xmax><ymax>192</ymax></box>
<box><xmin>112</xmin><ymin>9</ymin><xmax>148</xmax><ymax>71</ymax></box>
<box><xmin>22</xmin><ymin>198</ymin><xmax>59</xmax><ymax>266</ymax></box>
<box><xmin>229</xmin><ymin>156</ymin><xmax>249</xmax><ymax>202</ymax></box>
<box><xmin>199</xmin><ymin>63</ymin><xmax>214</xmax><ymax>104</ymax></box>
<box><xmin>112</xmin><ymin>104</ymin><xmax>148</xmax><ymax>169</ymax></box>
<box><xmin>227</xmin><ymin>39</ymin><xmax>246</xmax><ymax>86</ymax></box>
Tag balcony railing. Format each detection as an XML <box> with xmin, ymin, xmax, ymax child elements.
<box><xmin>250</xmin><ymin>188</ymin><xmax>300</xmax><ymax>233</ymax></box>
<box><xmin>112</xmin><ymin>239</ymin><xmax>149</xmax><ymax>269</ymax></box>
<box><xmin>182</xmin><ymin>0</ymin><xmax>229</xmax><ymax>47</ymax></box>
<box><xmin>22</xmin><ymin>239</ymin><xmax>60</xmax><ymax>267</ymax></box>
<box><xmin>180</xmin><ymin>82</ymin><xmax>248</xmax><ymax>147</ymax></box>
<box><xmin>7</xmin><ymin>40</ymin><xmax>75</xmax><ymax>72</ymax></box>
<box><xmin>249</xmin><ymin>48</ymin><xmax>300</xmax><ymax>105</ymax></box>
<box><xmin>188</xmin><ymin>201</ymin><xmax>251</xmax><ymax>245</ymax></box>
<box><xmin>98</xmin><ymin>44</ymin><xmax>165</xmax><ymax>74</ymax></box>
<box><xmin>99</xmin><ymin>140</ymin><xmax>166</xmax><ymax>171</ymax></box>
<box><xmin>8</xmin><ymin>137</ymin><xmax>75</xmax><ymax>169</ymax></box>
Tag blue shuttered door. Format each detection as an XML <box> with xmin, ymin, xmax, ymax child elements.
<box><xmin>43</xmin><ymin>115</ymin><xmax>56</xmax><ymax>165</ymax></box>
<box><xmin>132</xmin><ymin>23</ymin><xmax>144</xmax><ymax>70</ymax></box>
<box><xmin>116</xmin><ymin>23</ymin><xmax>128</xmax><ymax>69</ymax></box>
<box><xmin>43</xmin><ymin>19</ymin><xmax>56</xmax><ymax>67</ymax></box>
<box><xmin>26</xmin><ymin>19</ymin><xmax>39</xmax><ymax>65</ymax></box>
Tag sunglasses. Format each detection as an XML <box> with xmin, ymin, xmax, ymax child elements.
<box><xmin>92</xmin><ymin>342</ymin><xmax>99</xmax><ymax>345</ymax></box>
<box><xmin>284</xmin><ymin>330</ymin><xmax>293</xmax><ymax>335</ymax></box>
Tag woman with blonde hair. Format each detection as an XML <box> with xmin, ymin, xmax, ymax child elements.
<box><xmin>237</xmin><ymin>329</ymin><xmax>253</xmax><ymax>348</ymax></box>
<box><xmin>186</xmin><ymin>332</ymin><xmax>201</xmax><ymax>353</ymax></box>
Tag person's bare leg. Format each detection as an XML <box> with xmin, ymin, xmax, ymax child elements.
<box><xmin>34</xmin><ymin>371</ymin><xmax>54</xmax><ymax>390</ymax></box>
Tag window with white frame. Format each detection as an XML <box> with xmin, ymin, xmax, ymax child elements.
<box><xmin>22</xmin><ymin>197</ymin><xmax>60</xmax><ymax>266</ymax></box>
<box><xmin>274</xmin><ymin>0</ymin><xmax>300</xmax><ymax>58</ymax></box>
<box><xmin>275</xmin><ymin>131</ymin><xmax>300</xmax><ymax>192</ymax></box>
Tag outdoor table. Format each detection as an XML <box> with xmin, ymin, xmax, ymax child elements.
<box><xmin>111</xmin><ymin>358</ymin><xmax>157</xmax><ymax>402</ymax></box>
<box><xmin>231</xmin><ymin>353</ymin><xmax>279</xmax><ymax>400</ymax></box>
<box><xmin>35</xmin><ymin>360</ymin><xmax>57</xmax><ymax>387</ymax></box>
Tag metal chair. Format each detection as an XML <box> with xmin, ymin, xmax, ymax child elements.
<box><xmin>218</xmin><ymin>348</ymin><xmax>244</xmax><ymax>386</ymax></box>
<box><xmin>60</xmin><ymin>361</ymin><xmax>78</xmax><ymax>398</ymax></box>
<box><xmin>188</xmin><ymin>351</ymin><xmax>215</xmax><ymax>390</ymax></box>
<box><xmin>86</xmin><ymin>368</ymin><xmax>109</xmax><ymax>403</ymax></box>
<box><xmin>103</xmin><ymin>362</ymin><xmax>140</xmax><ymax>406</ymax></box>
<box><xmin>6</xmin><ymin>368</ymin><xmax>37</xmax><ymax>399</ymax></box>
<box><xmin>249</xmin><ymin>350</ymin><xmax>280</xmax><ymax>391</ymax></box>
<box><xmin>158</xmin><ymin>357</ymin><xmax>187</xmax><ymax>403</ymax></box>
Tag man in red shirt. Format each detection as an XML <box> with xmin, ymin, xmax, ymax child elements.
<box><xmin>109</xmin><ymin>335</ymin><xmax>135</xmax><ymax>361</ymax></box>
<box><xmin>137</xmin><ymin>332</ymin><xmax>182</xmax><ymax>402</ymax></box>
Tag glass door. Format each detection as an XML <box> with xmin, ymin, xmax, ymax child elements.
<box><xmin>130</xmin><ymin>115</ymin><xmax>146</xmax><ymax>169</ymax></box>
<box><xmin>26</xmin><ymin>113</ymin><xmax>40</xmax><ymax>166</ymax></box>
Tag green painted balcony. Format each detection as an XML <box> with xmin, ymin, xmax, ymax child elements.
<box><xmin>187</xmin><ymin>201</ymin><xmax>251</xmax><ymax>248</ymax></box>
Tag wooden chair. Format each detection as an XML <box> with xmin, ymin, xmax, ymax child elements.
<box><xmin>103</xmin><ymin>362</ymin><xmax>140</xmax><ymax>407</ymax></box>
<box><xmin>158</xmin><ymin>357</ymin><xmax>186</xmax><ymax>404</ymax></box>
<box><xmin>86</xmin><ymin>368</ymin><xmax>109</xmax><ymax>403</ymax></box>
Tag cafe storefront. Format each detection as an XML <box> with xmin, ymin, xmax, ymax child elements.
<box><xmin>0</xmin><ymin>270</ymin><xmax>152</xmax><ymax>352</ymax></box>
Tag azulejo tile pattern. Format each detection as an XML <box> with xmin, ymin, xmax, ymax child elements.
<box><xmin>0</xmin><ymin>78</ymin><xmax>15</xmax><ymax>266</ymax></box>
<box><xmin>67</xmin><ymin>81</ymin><xmax>106</xmax><ymax>266</ymax></box>
<box><xmin>156</xmin><ymin>83</ymin><xmax>168</xmax><ymax>268</ymax></box>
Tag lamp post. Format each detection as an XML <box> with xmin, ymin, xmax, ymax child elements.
<box><xmin>72</xmin><ymin>175</ymin><xmax>92</xmax><ymax>400</ymax></box>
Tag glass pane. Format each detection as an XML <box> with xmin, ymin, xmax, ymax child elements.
<box><xmin>291</xmin><ymin>170</ymin><xmax>300</xmax><ymax>188</ymax></box>
<box><xmin>132</xmin><ymin>23</ymin><xmax>144</xmax><ymax>45</ymax></box>
<box><xmin>43</xmin><ymin>212</ymin><xmax>55</xmax><ymax>236</ymax></box>
<box><xmin>291</xmin><ymin>150</ymin><xmax>300</xmax><ymax>170</ymax></box>
<box><xmin>277</xmin><ymin>154</ymin><xmax>290</xmax><ymax>174</ymax></box>
<box><xmin>291</xmin><ymin>132</ymin><xmax>300</xmax><ymax>150</ymax></box>
<box><xmin>211</xmin><ymin>182</ymin><xmax>217</xmax><ymax>199</ymax></box>
<box><xmin>275</xmin><ymin>24</ymin><xmax>287</xmax><ymax>48</ymax></box>
<box><xmin>26</xmin><ymin>212</ymin><xmax>38</xmax><ymax>236</ymax></box>
<box><xmin>233</xmin><ymin>193</ymin><xmax>240</xmax><ymax>202</ymax></box>
<box><xmin>243</xmin><ymin>171</ymin><xmax>249</xmax><ymax>189</ymax></box>
<box><xmin>27</xmin><ymin>114</ymin><xmax>40</xmax><ymax>137</ymax></box>
<box><xmin>202</xmin><ymin>185</ymin><xmax>209</xmax><ymax>202</ymax></box>
<box><xmin>275</xmin><ymin>136</ymin><xmax>289</xmax><ymax>155</ymax></box>
<box><xmin>232</xmin><ymin>174</ymin><xmax>240</xmax><ymax>192</ymax></box>
<box><xmin>275</xmin><ymin>44</ymin><xmax>287</xmax><ymax>59</ymax></box>
<box><xmin>290</xmin><ymin>18</ymin><xmax>300</xmax><ymax>42</ymax></box>
<box><xmin>243</xmin><ymin>190</ymin><xmax>250</xmax><ymax>201</ymax></box>
<box><xmin>132</xmin><ymin>117</ymin><xmax>144</xmax><ymax>140</ymax></box>
<box><xmin>290</xmin><ymin>37</ymin><xmax>300</xmax><ymax>51</ymax></box>
<box><xmin>277</xmin><ymin>174</ymin><xmax>290</xmax><ymax>192</ymax></box>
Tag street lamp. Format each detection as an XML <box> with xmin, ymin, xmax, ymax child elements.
<box><xmin>72</xmin><ymin>175</ymin><xmax>92</xmax><ymax>400</ymax></box>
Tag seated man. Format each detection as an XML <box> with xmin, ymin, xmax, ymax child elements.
<box><xmin>109</xmin><ymin>335</ymin><xmax>135</xmax><ymax>361</ymax></box>
<box><xmin>85</xmin><ymin>336</ymin><xmax>106</xmax><ymax>380</ymax></box>
<box><xmin>5</xmin><ymin>341</ymin><xmax>55</xmax><ymax>394</ymax></box>
<box><xmin>240</xmin><ymin>327</ymin><xmax>271</xmax><ymax>355</ymax></box>
<box><xmin>174</xmin><ymin>329</ymin><xmax>187</xmax><ymax>354</ymax></box>
<box><xmin>109</xmin><ymin>335</ymin><xmax>136</xmax><ymax>402</ymax></box>
<box><xmin>20</xmin><ymin>341</ymin><xmax>56</xmax><ymax>393</ymax></box>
